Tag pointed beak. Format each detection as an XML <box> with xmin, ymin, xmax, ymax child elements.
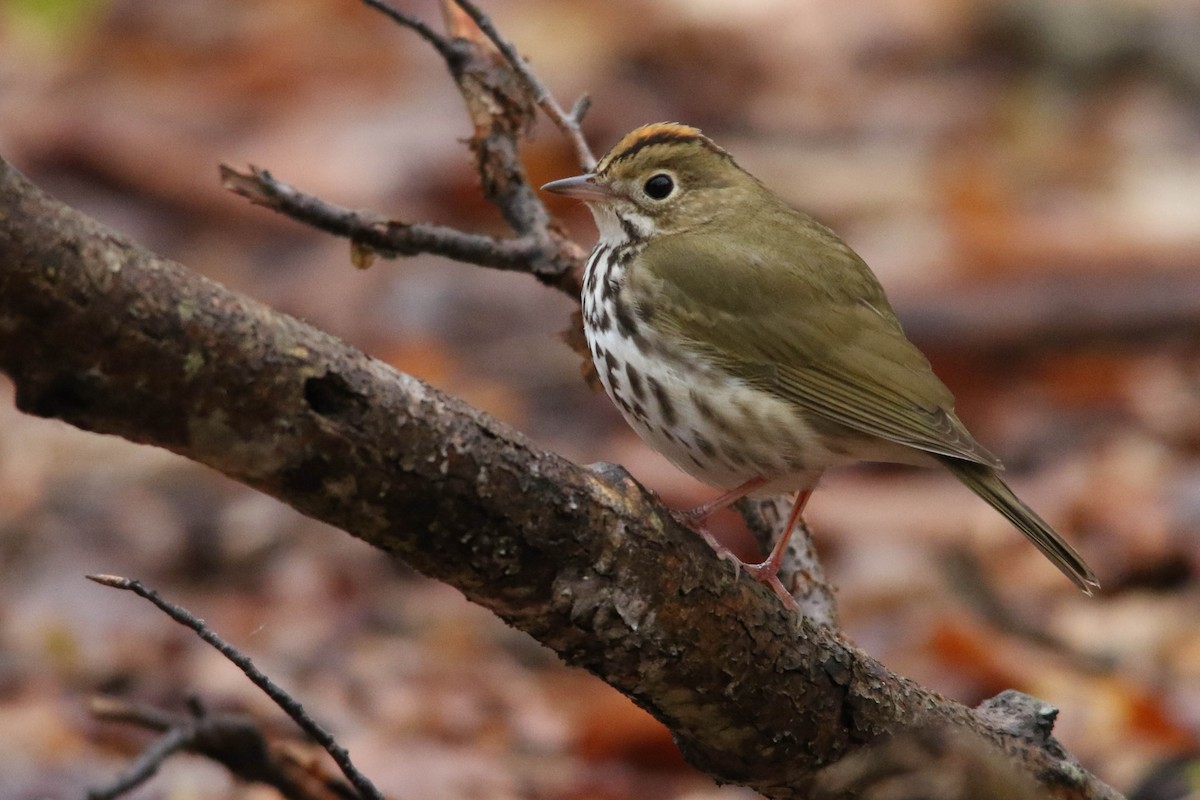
<box><xmin>541</xmin><ymin>174</ymin><xmax>612</xmax><ymax>202</ymax></box>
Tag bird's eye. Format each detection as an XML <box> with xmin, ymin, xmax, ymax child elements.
<box><xmin>643</xmin><ymin>173</ymin><xmax>674</xmax><ymax>200</ymax></box>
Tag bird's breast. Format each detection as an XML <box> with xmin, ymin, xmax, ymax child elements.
<box><xmin>582</xmin><ymin>242</ymin><xmax>836</xmax><ymax>493</ymax></box>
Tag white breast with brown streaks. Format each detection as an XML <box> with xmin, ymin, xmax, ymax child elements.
<box><xmin>581</xmin><ymin>229</ymin><xmax>839</xmax><ymax>497</ymax></box>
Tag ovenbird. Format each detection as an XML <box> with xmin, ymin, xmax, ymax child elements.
<box><xmin>543</xmin><ymin>122</ymin><xmax>1098</xmax><ymax>605</ymax></box>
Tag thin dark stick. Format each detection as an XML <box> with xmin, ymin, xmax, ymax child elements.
<box><xmin>87</xmin><ymin>726</ymin><xmax>192</xmax><ymax>800</ymax></box>
<box><xmin>86</xmin><ymin>575</ymin><xmax>386</xmax><ymax>800</ymax></box>
<box><xmin>89</xmin><ymin>698</ymin><xmax>354</xmax><ymax>800</ymax></box>
<box><xmin>358</xmin><ymin>0</ymin><xmax>457</xmax><ymax>61</ymax></box>
<box><xmin>451</xmin><ymin>0</ymin><xmax>597</xmax><ymax>170</ymax></box>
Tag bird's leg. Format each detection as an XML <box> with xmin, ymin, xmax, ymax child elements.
<box><xmin>677</xmin><ymin>477</ymin><xmax>769</xmax><ymax>571</ymax></box>
<box><xmin>678</xmin><ymin>479</ymin><xmax>814</xmax><ymax>611</ymax></box>
<box><xmin>679</xmin><ymin>476</ymin><xmax>769</xmax><ymax>525</ymax></box>
<box><xmin>742</xmin><ymin>488</ymin><xmax>813</xmax><ymax>607</ymax></box>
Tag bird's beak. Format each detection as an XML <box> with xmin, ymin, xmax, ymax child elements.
<box><xmin>541</xmin><ymin>174</ymin><xmax>612</xmax><ymax>201</ymax></box>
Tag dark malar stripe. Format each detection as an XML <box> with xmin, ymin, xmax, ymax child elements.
<box><xmin>618</xmin><ymin>215</ymin><xmax>640</xmax><ymax>243</ymax></box>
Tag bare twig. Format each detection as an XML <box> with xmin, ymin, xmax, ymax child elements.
<box><xmin>568</xmin><ymin>93</ymin><xmax>592</xmax><ymax>126</ymax></box>
<box><xmin>219</xmin><ymin>164</ymin><xmax>579</xmax><ymax>291</ymax></box>
<box><xmin>89</xmin><ymin>697</ymin><xmax>355</xmax><ymax>800</ymax></box>
<box><xmin>90</xmin><ymin>696</ymin><xmax>177</xmax><ymax>731</ymax></box>
<box><xmin>357</xmin><ymin>0</ymin><xmax>458</xmax><ymax>62</ymax></box>
<box><xmin>228</xmin><ymin>1</ymin><xmax>591</xmax><ymax>301</ymax></box>
<box><xmin>451</xmin><ymin>0</ymin><xmax>596</xmax><ymax>170</ymax></box>
<box><xmin>86</xmin><ymin>575</ymin><xmax>385</xmax><ymax>800</ymax></box>
<box><xmin>88</xmin><ymin>725</ymin><xmax>192</xmax><ymax>800</ymax></box>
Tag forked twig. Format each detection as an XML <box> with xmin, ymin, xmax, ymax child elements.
<box><xmin>87</xmin><ymin>724</ymin><xmax>192</xmax><ymax>800</ymax></box>
<box><xmin>86</xmin><ymin>574</ymin><xmax>385</xmax><ymax>800</ymax></box>
<box><xmin>88</xmin><ymin>697</ymin><xmax>354</xmax><ymax>800</ymax></box>
<box><xmin>451</xmin><ymin>0</ymin><xmax>596</xmax><ymax>170</ymax></box>
<box><xmin>356</xmin><ymin>0</ymin><xmax>458</xmax><ymax>61</ymax></box>
<box><xmin>222</xmin><ymin>0</ymin><xmax>819</xmax><ymax>615</ymax></box>
<box><xmin>224</xmin><ymin>0</ymin><xmax>590</xmax><ymax>298</ymax></box>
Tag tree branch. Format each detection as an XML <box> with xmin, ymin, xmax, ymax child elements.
<box><xmin>219</xmin><ymin>165</ymin><xmax>563</xmax><ymax>279</ymax></box>
<box><xmin>0</xmin><ymin>157</ymin><xmax>1121</xmax><ymax>800</ymax></box>
<box><xmin>223</xmin><ymin>1</ymin><xmax>589</xmax><ymax>301</ymax></box>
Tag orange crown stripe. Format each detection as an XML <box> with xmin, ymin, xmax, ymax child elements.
<box><xmin>597</xmin><ymin>122</ymin><xmax>727</xmax><ymax>173</ymax></box>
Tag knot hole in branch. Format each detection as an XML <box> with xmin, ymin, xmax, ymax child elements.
<box><xmin>304</xmin><ymin>372</ymin><xmax>366</xmax><ymax>419</ymax></box>
<box><xmin>21</xmin><ymin>370</ymin><xmax>104</xmax><ymax>421</ymax></box>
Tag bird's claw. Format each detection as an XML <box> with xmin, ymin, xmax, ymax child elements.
<box><xmin>695</xmin><ymin>528</ymin><xmax>745</xmax><ymax>579</ymax></box>
<box><xmin>742</xmin><ymin>561</ymin><xmax>801</xmax><ymax>610</ymax></box>
<box><xmin>680</xmin><ymin>513</ymin><xmax>799</xmax><ymax>608</ymax></box>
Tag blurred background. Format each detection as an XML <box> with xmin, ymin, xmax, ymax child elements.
<box><xmin>2</xmin><ymin>0</ymin><xmax>1200</xmax><ymax>797</ymax></box>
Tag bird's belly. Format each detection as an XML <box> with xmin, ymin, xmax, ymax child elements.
<box><xmin>585</xmin><ymin>320</ymin><xmax>836</xmax><ymax>494</ymax></box>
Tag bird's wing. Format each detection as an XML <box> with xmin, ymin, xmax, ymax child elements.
<box><xmin>631</xmin><ymin>206</ymin><xmax>1002</xmax><ymax>468</ymax></box>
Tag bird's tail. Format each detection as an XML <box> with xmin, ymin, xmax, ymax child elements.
<box><xmin>935</xmin><ymin>456</ymin><xmax>1099</xmax><ymax>595</ymax></box>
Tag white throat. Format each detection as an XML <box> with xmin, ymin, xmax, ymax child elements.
<box><xmin>589</xmin><ymin>203</ymin><xmax>653</xmax><ymax>246</ymax></box>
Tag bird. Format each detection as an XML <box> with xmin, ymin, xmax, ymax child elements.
<box><xmin>542</xmin><ymin>122</ymin><xmax>1098</xmax><ymax>607</ymax></box>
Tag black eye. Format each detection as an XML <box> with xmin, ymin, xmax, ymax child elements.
<box><xmin>643</xmin><ymin>173</ymin><xmax>674</xmax><ymax>200</ymax></box>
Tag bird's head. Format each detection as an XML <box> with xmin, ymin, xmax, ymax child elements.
<box><xmin>543</xmin><ymin>122</ymin><xmax>755</xmax><ymax>240</ymax></box>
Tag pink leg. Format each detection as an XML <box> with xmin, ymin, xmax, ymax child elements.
<box><xmin>678</xmin><ymin>479</ymin><xmax>816</xmax><ymax>610</ymax></box>
<box><xmin>743</xmin><ymin>488</ymin><xmax>813</xmax><ymax>607</ymax></box>
<box><xmin>680</xmin><ymin>476</ymin><xmax>769</xmax><ymax>524</ymax></box>
<box><xmin>677</xmin><ymin>477</ymin><xmax>769</xmax><ymax>573</ymax></box>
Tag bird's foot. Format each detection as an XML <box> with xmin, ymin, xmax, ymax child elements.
<box><xmin>678</xmin><ymin>513</ymin><xmax>800</xmax><ymax>609</ymax></box>
<box><xmin>685</xmin><ymin>522</ymin><xmax>744</xmax><ymax>580</ymax></box>
<box><xmin>674</xmin><ymin>510</ymin><xmax>743</xmax><ymax>579</ymax></box>
<box><xmin>742</xmin><ymin>559</ymin><xmax>801</xmax><ymax>611</ymax></box>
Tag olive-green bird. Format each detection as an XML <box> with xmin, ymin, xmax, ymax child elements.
<box><xmin>543</xmin><ymin>122</ymin><xmax>1097</xmax><ymax>606</ymax></box>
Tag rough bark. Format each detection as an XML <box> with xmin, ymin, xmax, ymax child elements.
<box><xmin>0</xmin><ymin>157</ymin><xmax>1122</xmax><ymax>799</ymax></box>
